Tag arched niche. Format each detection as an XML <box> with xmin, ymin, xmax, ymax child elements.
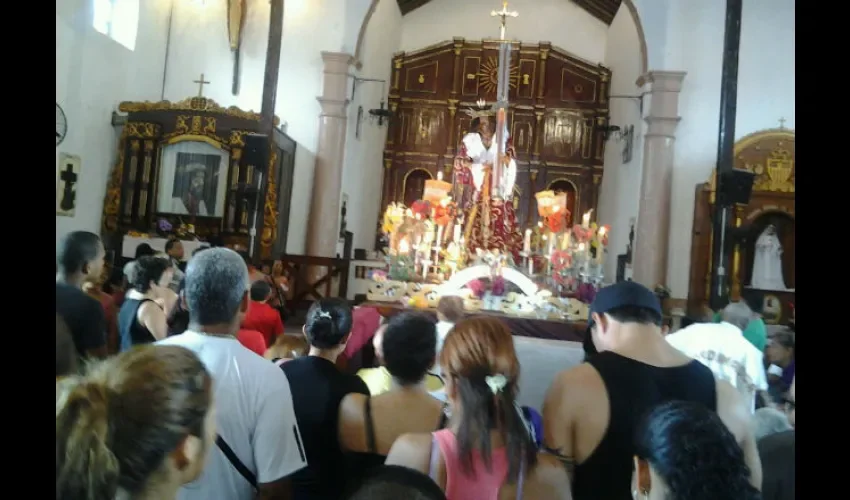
<box><xmin>547</xmin><ymin>178</ymin><xmax>578</xmax><ymax>226</ymax></box>
<box><xmin>402</xmin><ymin>168</ymin><xmax>432</xmax><ymax>207</ymax></box>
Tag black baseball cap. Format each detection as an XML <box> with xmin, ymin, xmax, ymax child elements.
<box><xmin>586</xmin><ymin>281</ymin><xmax>662</xmax><ymax>333</ymax></box>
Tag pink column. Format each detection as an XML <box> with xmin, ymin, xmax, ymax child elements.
<box><xmin>306</xmin><ymin>52</ymin><xmax>353</xmax><ymax>258</ymax></box>
<box><xmin>631</xmin><ymin>71</ymin><xmax>686</xmax><ymax>288</ymax></box>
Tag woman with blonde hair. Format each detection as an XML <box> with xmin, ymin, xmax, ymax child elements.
<box><xmin>387</xmin><ymin>317</ymin><xmax>570</xmax><ymax>499</ymax></box>
<box><xmin>56</xmin><ymin>345</ymin><xmax>216</xmax><ymax>500</ymax></box>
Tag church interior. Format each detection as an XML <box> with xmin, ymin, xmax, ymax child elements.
<box><xmin>56</xmin><ymin>0</ymin><xmax>795</xmax><ymax>498</ymax></box>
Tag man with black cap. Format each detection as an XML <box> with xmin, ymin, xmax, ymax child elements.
<box><xmin>542</xmin><ymin>281</ymin><xmax>761</xmax><ymax>500</ymax></box>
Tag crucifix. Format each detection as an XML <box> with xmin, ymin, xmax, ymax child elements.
<box><xmin>778</xmin><ymin>117</ymin><xmax>787</xmax><ymax>129</ymax></box>
<box><xmin>488</xmin><ymin>1</ymin><xmax>517</xmax><ymax>198</ymax></box>
<box><xmin>60</xmin><ymin>163</ymin><xmax>78</xmax><ymax>212</ymax></box>
<box><xmin>490</xmin><ymin>1</ymin><xmax>519</xmax><ymax>41</ymax></box>
<box><xmin>193</xmin><ymin>73</ymin><xmax>210</xmax><ymax>97</ymax></box>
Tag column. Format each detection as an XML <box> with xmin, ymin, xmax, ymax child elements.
<box><xmin>631</xmin><ymin>70</ymin><xmax>686</xmax><ymax>288</ymax></box>
<box><xmin>306</xmin><ymin>52</ymin><xmax>353</xmax><ymax>257</ymax></box>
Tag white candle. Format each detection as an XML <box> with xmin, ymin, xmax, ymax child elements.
<box><xmin>561</xmin><ymin>231</ymin><xmax>571</xmax><ymax>250</ymax></box>
<box><xmin>582</xmin><ymin>210</ymin><xmax>592</xmax><ymax>229</ymax></box>
<box><xmin>547</xmin><ymin>232</ymin><xmax>555</xmax><ymax>256</ymax></box>
<box><xmin>453</xmin><ymin>223</ymin><xmax>461</xmax><ymax>243</ymax></box>
<box><xmin>527</xmin><ymin>256</ymin><xmax>534</xmax><ymax>275</ymax></box>
<box><xmin>597</xmin><ymin>227</ymin><xmax>606</xmax><ymax>265</ymax></box>
<box><xmin>523</xmin><ymin>229</ymin><xmax>532</xmax><ymax>253</ymax></box>
<box><xmin>436</xmin><ymin>225</ymin><xmax>444</xmax><ymax>249</ymax></box>
<box><xmin>437</xmin><ymin>170</ymin><xmax>444</xmax><ymax>181</ymax></box>
<box><xmin>399</xmin><ymin>238</ymin><xmax>410</xmax><ymax>255</ymax></box>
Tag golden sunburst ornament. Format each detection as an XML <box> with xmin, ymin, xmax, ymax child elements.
<box><xmin>478</xmin><ymin>56</ymin><xmax>518</xmax><ymax>94</ymax></box>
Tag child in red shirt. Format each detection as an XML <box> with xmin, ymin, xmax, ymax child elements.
<box><xmin>237</xmin><ymin>329</ymin><xmax>267</xmax><ymax>356</ymax></box>
<box><xmin>242</xmin><ymin>280</ymin><xmax>285</xmax><ymax>347</ymax></box>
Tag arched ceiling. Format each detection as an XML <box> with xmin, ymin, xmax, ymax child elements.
<box><xmin>396</xmin><ymin>0</ymin><xmax>622</xmax><ymax>25</ymax></box>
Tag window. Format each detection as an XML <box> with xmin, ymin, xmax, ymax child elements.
<box><xmin>93</xmin><ymin>0</ymin><xmax>139</xmax><ymax>51</ymax></box>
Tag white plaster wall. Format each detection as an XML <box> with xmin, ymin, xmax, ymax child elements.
<box><xmin>341</xmin><ymin>0</ymin><xmax>402</xmax><ymax>251</ymax></box>
<box><xmin>399</xmin><ymin>0</ymin><xmax>608</xmax><ymax>64</ymax></box>
<box><xmin>597</xmin><ymin>5</ymin><xmax>645</xmax><ymax>281</ymax></box>
<box><xmin>56</xmin><ymin>0</ymin><xmax>170</xmax><ymax>243</ymax></box>
<box><xmin>661</xmin><ymin>0</ymin><xmax>795</xmax><ymax>298</ymax></box>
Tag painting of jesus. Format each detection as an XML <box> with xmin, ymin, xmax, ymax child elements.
<box><xmin>157</xmin><ymin>141</ymin><xmax>230</xmax><ymax>218</ymax></box>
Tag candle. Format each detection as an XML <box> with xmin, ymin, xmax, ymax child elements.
<box><xmin>523</xmin><ymin>229</ymin><xmax>532</xmax><ymax>253</ymax></box>
<box><xmin>435</xmin><ymin>225</ymin><xmax>444</xmax><ymax>250</ymax></box>
<box><xmin>547</xmin><ymin>232</ymin><xmax>555</xmax><ymax>256</ymax></box>
<box><xmin>453</xmin><ymin>223</ymin><xmax>461</xmax><ymax>243</ymax></box>
<box><xmin>437</xmin><ymin>170</ymin><xmax>444</xmax><ymax>181</ymax></box>
<box><xmin>578</xmin><ymin>242</ymin><xmax>586</xmax><ymax>257</ymax></box>
<box><xmin>399</xmin><ymin>238</ymin><xmax>410</xmax><ymax>255</ymax></box>
<box><xmin>527</xmin><ymin>256</ymin><xmax>534</xmax><ymax>275</ymax></box>
<box><xmin>561</xmin><ymin>231</ymin><xmax>571</xmax><ymax>250</ymax></box>
<box><xmin>596</xmin><ymin>227</ymin><xmax>606</xmax><ymax>265</ymax></box>
<box><xmin>582</xmin><ymin>210</ymin><xmax>592</xmax><ymax>229</ymax></box>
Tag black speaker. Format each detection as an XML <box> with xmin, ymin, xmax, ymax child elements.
<box><xmin>243</xmin><ymin>134</ymin><xmax>269</xmax><ymax>173</ymax></box>
<box><xmin>718</xmin><ymin>168</ymin><xmax>755</xmax><ymax>205</ymax></box>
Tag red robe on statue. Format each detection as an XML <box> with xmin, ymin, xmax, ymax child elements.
<box><xmin>452</xmin><ymin>134</ymin><xmax>523</xmax><ymax>262</ymax></box>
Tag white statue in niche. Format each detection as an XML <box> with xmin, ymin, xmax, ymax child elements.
<box><xmin>749</xmin><ymin>224</ymin><xmax>788</xmax><ymax>291</ymax></box>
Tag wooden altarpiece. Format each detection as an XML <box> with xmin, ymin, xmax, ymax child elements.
<box><xmin>382</xmin><ymin>39</ymin><xmax>612</xmax><ymax>227</ymax></box>
<box><xmin>688</xmin><ymin>129</ymin><xmax>795</xmax><ymax>324</ymax></box>
<box><xmin>101</xmin><ymin>96</ymin><xmax>296</xmax><ymax>261</ymax></box>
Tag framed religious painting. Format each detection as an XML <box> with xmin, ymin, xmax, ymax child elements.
<box><xmin>156</xmin><ymin>140</ymin><xmax>230</xmax><ymax>218</ymax></box>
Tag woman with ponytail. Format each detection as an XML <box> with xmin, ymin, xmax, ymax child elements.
<box><xmin>387</xmin><ymin>317</ymin><xmax>570</xmax><ymax>500</ymax></box>
<box><xmin>279</xmin><ymin>298</ymin><xmax>370</xmax><ymax>500</ymax></box>
<box><xmin>56</xmin><ymin>345</ymin><xmax>215</xmax><ymax>500</ymax></box>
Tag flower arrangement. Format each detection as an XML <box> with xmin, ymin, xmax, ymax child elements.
<box><xmin>491</xmin><ymin>276</ymin><xmax>506</xmax><ymax>297</ymax></box>
<box><xmin>466</xmin><ymin>279</ymin><xmax>486</xmax><ymax>299</ymax></box>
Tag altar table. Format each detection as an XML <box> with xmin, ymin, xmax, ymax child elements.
<box><xmin>361</xmin><ymin>302</ymin><xmax>587</xmax><ymax>343</ymax></box>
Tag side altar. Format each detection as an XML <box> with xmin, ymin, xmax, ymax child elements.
<box><xmin>101</xmin><ymin>86</ymin><xmax>297</xmax><ymax>264</ymax></box>
<box><xmin>688</xmin><ymin>127</ymin><xmax>795</xmax><ymax>324</ymax></box>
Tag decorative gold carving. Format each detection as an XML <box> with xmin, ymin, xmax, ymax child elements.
<box><xmin>467</xmin><ymin>74</ymin><xmax>476</xmax><ymax>80</ymax></box>
<box><xmin>478</xmin><ymin>56</ymin><xmax>518</xmax><ymax>93</ymax></box>
<box><xmin>260</xmin><ymin>147</ymin><xmax>279</xmax><ymax>255</ymax></box>
<box><xmin>574</xmin><ymin>84</ymin><xmax>583</xmax><ymax>93</ymax></box>
<box><xmin>530</xmin><ymin>169</ymin><xmax>538</xmax><ymax>181</ymax></box>
<box><xmin>522</xmin><ymin>74</ymin><xmax>530</xmax><ymax>85</ymax></box>
<box><xmin>418</xmin><ymin>74</ymin><xmax>425</xmax><ymax>84</ymax></box>
<box><xmin>229</xmin><ymin>130</ymin><xmax>246</xmax><ymax>146</ymax></box>
<box><xmin>560</xmin><ymin>68</ymin><xmax>597</xmax><ymax>103</ymax></box>
<box><xmin>384</xmin><ymin>159</ymin><xmax>392</xmax><ymax>170</ymax></box>
<box><xmin>118</xmin><ymin>96</ymin><xmax>279</xmax><ymax>125</ymax></box>
<box><xmin>101</xmin><ymin>129</ymin><xmax>128</xmax><ymax>234</ymax></box>
<box><xmin>125</xmin><ymin>122</ymin><xmax>158</xmax><ymax>138</ymax></box>
<box><xmin>706</xmin><ymin>129</ymin><xmax>795</xmax><ymax>196</ymax></box>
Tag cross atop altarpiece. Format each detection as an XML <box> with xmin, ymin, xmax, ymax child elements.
<box><xmin>490</xmin><ymin>1</ymin><xmax>518</xmax><ymax>41</ymax></box>
<box><xmin>778</xmin><ymin>117</ymin><xmax>787</xmax><ymax>129</ymax></box>
<box><xmin>488</xmin><ymin>1</ymin><xmax>517</xmax><ymax>197</ymax></box>
<box><xmin>193</xmin><ymin>73</ymin><xmax>211</xmax><ymax>97</ymax></box>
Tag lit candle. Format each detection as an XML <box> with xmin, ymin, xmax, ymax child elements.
<box><xmin>435</xmin><ymin>225</ymin><xmax>444</xmax><ymax>250</ymax></box>
<box><xmin>547</xmin><ymin>232</ymin><xmax>555</xmax><ymax>256</ymax></box>
<box><xmin>437</xmin><ymin>170</ymin><xmax>444</xmax><ymax>181</ymax></box>
<box><xmin>399</xmin><ymin>238</ymin><xmax>410</xmax><ymax>255</ymax></box>
<box><xmin>582</xmin><ymin>210</ymin><xmax>592</xmax><ymax>229</ymax></box>
<box><xmin>453</xmin><ymin>223</ymin><xmax>461</xmax><ymax>243</ymax></box>
<box><xmin>528</xmin><ymin>256</ymin><xmax>534</xmax><ymax>275</ymax></box>
<box><xmin>523</xmin><ymin>229</ymin><xmax>532</xmax><ymax>254</ymax></box>
<box><xmin>578</xmin><ymin>242</ymin><xmax>586</xmax><ymax>258</ymax></box>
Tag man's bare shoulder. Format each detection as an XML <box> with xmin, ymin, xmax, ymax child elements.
<box><xmin>552</xmin><ymin>362</ymin><xmax>605</xmax><ymax>395</ymax></box>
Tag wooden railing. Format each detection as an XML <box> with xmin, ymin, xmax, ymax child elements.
<box><xmin>267</xmin><ymin>254</ymin><xmax>350</xmax><ymax>311</ymax></box>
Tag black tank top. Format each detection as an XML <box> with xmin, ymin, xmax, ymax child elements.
<box><xmin>573</xmin><ymin>351</ymin><xmax>717</xmax><ymax>500</ymax></box>
<box><xmin>118</xmin><ymin>298</ymin><xmax>158</xmax><ymax>352</ymax></box>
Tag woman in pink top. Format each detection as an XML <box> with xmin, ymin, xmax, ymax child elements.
<box><xmin>386</xmin><ymin>317</ymin><xmax>571</xmax><ymax>500</ymax></box>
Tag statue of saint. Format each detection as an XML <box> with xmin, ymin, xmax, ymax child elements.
<box><xmin>750</xmin><ymin>224</ymin><xmax>787</xmax><ymax>291</ymax></box>
<box><xmin>452</xmin><ymin>113</ymin><xmax>522</xmax><ymax>261</ymax></box>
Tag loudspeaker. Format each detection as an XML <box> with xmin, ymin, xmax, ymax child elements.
<box><xmin>718</xmin><ymin>168</ymin><xmax>755</xmax><ymax>205</ymax></box>
<box><xmin>243</xmin><ymin>134</ymin><xmax>269</xmax><ymax>173</ymax></box>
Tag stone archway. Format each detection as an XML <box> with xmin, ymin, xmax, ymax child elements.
<box><xmin>354</xmin><ymin>0</ymin><xmax>650</xmax><ymax>76</ymax></box>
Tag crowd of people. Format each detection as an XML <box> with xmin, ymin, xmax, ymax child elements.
<box><xmin>56</xmin><ymin>230</ymin><xmax>795</xmax><ymax>499</ymax></box>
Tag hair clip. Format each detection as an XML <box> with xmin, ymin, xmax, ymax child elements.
<box><xmin>317</xmin><ymin>311</ymin><xmax>332</xmax><ymax>320</ymax></box>
<box><xmin>485</xmin><ymin>374</ymin><xmax>507</xmax><ymax>394</ymax></box>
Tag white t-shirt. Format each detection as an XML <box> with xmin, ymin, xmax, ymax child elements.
<box><xmin>666</xmin><ymin>322</ymin><xmax>768</xmax><ymax>413</ymax></box>
<box><xmin>157</xmin><ymin>331</ymin><xmax>307</xmax><ymax>500</ymax></box>
<box><xmin>433</xmin><ymin>320</ymin><xmax>454</xmax><ymax>377</ymax></box>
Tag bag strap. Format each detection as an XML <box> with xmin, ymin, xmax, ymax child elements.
<box><xmin>216</xmin><ymin>434</ymin><xmax>257</xmax><ymax>489</ymax></box>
